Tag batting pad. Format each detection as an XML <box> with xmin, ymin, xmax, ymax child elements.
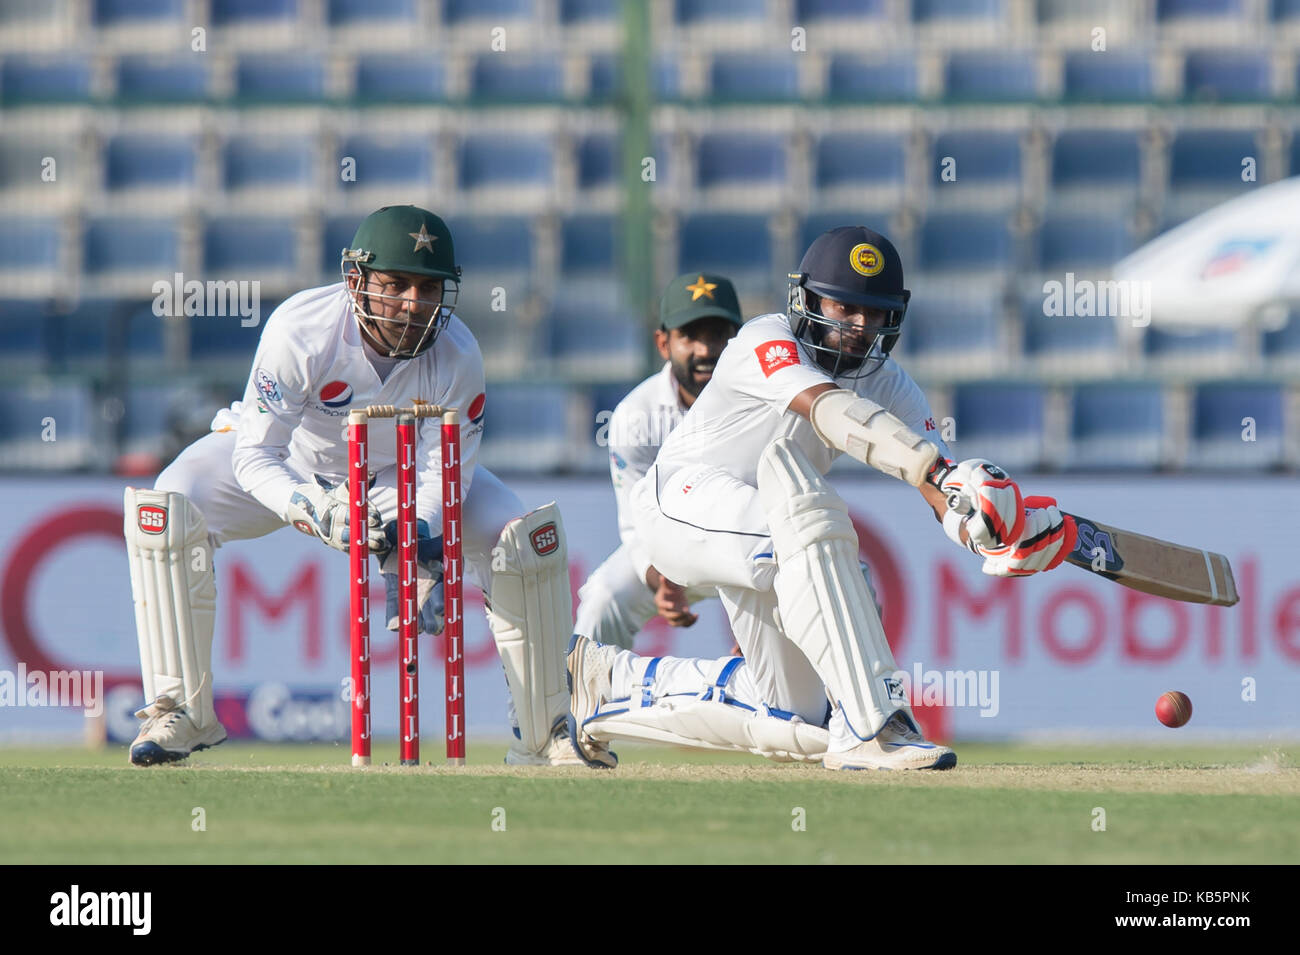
<box><xmin>486</xmin><ymin>502</ymin><xmax>571</xmax><ymax>753</ymax></box>
<box><xmin>756</xmin><ymin>437</ymin><xmax>911</xmax><ymax>741</ymax></box>
<box><xmin>586</xmin><ymin>697</ymin><xmax>828</xmax><ymax>762</ymax></box>
<box><xmin>123</xmin><ymin>488</ymin><xmax>218</xmax><ymax>730</ymax></box>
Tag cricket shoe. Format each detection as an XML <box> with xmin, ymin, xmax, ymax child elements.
<box><xmin>565</xmin><ymin>634</ymin><xmax>619</xmax><ymax>769</ymax></box>
<box><xmin>822</xmin><ymin>713</ymin><xmax>956</xmax><ymax>771</ymax></box>
<box><xmin>129</xmin><ymin>696</ymin><xmax>227</xmax><ymax>766</ymax></box>
<box><xmin>504</xmin><ymin>718</ymin><xmax>585</xmax><ymax>767</ymax></box>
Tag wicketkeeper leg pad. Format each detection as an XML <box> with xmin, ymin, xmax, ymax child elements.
<box><xmin>124</xmin><ymin>488</ymin><xmax>218</xmax><ymax>730</ymax></box>
<box><xmin>486</xmin><ymin>502</ymin><xmax>572</xmax><ymax>753</ymax></box>
<box><xmin>756</xmin><ymin>437</ymin><xmax>914</xmax><ymax>742</ymax></box>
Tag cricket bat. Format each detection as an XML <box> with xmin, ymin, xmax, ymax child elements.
<box><xmin>1062</xmin><ymin>512</ymin><xmax>1238</xmax><ymax>607</ymax></box>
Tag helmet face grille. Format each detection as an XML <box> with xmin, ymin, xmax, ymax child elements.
<box><xmin>787</xmin><ymin>278</ymin><xmax>902</xmax><ymax>379</ymax></box>
<box><xmin>344</xmin><ymin>260</ymin><xmax>460</xmax><ymax>359</ymax></box>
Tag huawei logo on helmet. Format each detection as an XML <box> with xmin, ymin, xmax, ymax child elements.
<box><xmin>755</xmin><ymin>340</ymin><xmax>800</xmax><ymax>377</ymax></box>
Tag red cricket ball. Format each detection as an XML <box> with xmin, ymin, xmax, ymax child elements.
<box><xmin>1155</xmin><ymin>691</ymin><xmax>1193</xmax><ymax>728</ymax></box>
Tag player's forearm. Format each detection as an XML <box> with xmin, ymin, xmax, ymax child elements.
<box><xmin>231</xmin><ymin>447</ymin><xmax>300</xmax><ymax>521</ymax></box>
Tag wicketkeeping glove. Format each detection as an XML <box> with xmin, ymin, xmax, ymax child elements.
<box><xmin>938</xmin><ymin>458</ymin><xmax>1025</xmax><ymax>551</ymax></box>
<box><xmin>285</xmin><ymin>474</ymin><xmax>385</xmax><ymax>554</ymax></box>
<box><xmin>976</xmin><ymin>496</ymin><xmax>1077</xmax><ymax>577</ymax></box>
<box><xmin>378</xmin><ymin>519</ymin><xmax>446</xmax><ymax>635</ymax></box>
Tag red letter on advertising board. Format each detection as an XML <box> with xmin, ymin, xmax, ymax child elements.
<box><xmin>1121</xmin><ymin>590</ymin><xmax>1190</xmax><ymax>662</ymax></box>
<box><xmin>936</xmin><ymin>562</ymin><xmax>1022</xmax><ymax>662</ymax></box>
<box><xmin>227</xmin><ymin>562</ymin><xmax>321</xmax><ymax>663</ymax></box>
<box><xmin>1274</xmin><ymin>586</ymin><xmax>1300</xmax><ymax>662</ymax></box>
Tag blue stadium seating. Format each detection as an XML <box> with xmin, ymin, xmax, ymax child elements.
<box><xmin>202</xmin><ymin>218</ymin><xmax>298</xmax><ymax>275</ymax></box>
<box><xmin>83</xmin><ymin>218</ymin><xmax>181</xmax><ymax>275</ymax></box>
<box><xmin>1143</xmin><ymin>326</ymin><xmax>1241</xmax><ymax>371</ymax></box>
<box><xmin>123</xmin><ymin>300</ymin><xmax>166</xmax><ymax>365</ymax></box>
<box><xmin>1156</xmin><ymin>0</ymin><xmax>1244</xmax><ymax>21</ymax></box>
<box><xmin>1050</xmin><ymin>129</ymin><xmax>1142</xmax><ymax>194</ymax></box>
<box><xmin>917</xmin><ymin>212</ymin><xmax>1013</xmax><ymax>272</ymax></box>
<box><xmin>796</xmin><ymin>0</ymin><xmax>887</xmax><ymax>20</ymax></box>
<box><xmin>104</xmin><ymin>134</ymin><xmax>198</xmax><ymax>192</ymax></box>
<box><xmin>695</xmin><ymin>132</ymin><xmax>786</xmax><ymax>190</ymax></box>
<box><xmin>798</xmin><ymin>212</ymin><xmax>898</xmax><ymax>256</ymax></box>
<box><xmin>235</xmin><ymin>55</ymin><xmax>326</xmax><ymax>102</ymax></box>
<box><xmin>930</xmin><ymin>129</ymin><xmax>1021</xmax><ymax>188</ymax></box>
<box><xmin>0</xmin><ymin>56</ymin><xmax>92</xmax><ymax>103</ymax></box>
<box><xmin>950</xmin><ymin>382</ymin><xmax>1046</xmax><ymax>471</ymax></box>
<box><xmin>560</xmin><ymin>0</ymin><xmax>617</xmax><ymax>23</ymax></box>
<box><xmin>1069</xmin><ymin>383</ymin><xmax>1165</xmax><ymax>469</ymax></box>
<box><xmin>93</xmin><ymin>0</ymin><xmax>183</xmax><ymax>26</ymax></box>
<box><xmin>814</xmin><ymin>132</ymin><xmax>906</xmax><ymax>192</ymax></box>
<box><xmin>1274</xmin><ymin>0</ymin><xmax>1300</xmax><ymax>21</ymax></box>
<box><xmin>589</xmin><ymin>55</ymin><xmax>680</xmax><ymax>101</ymax></box>
<box><xmin>210</xmin><ymin>0</ymin><xmax>298</xmax><ymax>24</ymax></box>
<box><xmin>1184</xmin><ymin>50</ymin><xmax>1271</xmax><ymax>102</ymax></box>
<box><xmin>188</xmin><ymin>307</ymin><xmax>267</xmax><ymax>367</ymax></box>
<box><xmin>543</xmin><ymin>305</ymin><xmax>643</xmax><ymax>378</ymax></box>
<box><xmin>1291</xmin><ymin>129</ymin><xmax>1300</xmax><ymax>175</ymax></box>
<box><xmin>898</xmin><ymin>296</ymin><xmax>1002</xmax><ymax>376</ymax></box>
<box><xmin>677</xmin><ymin>213</ymin><xmax>772</xmax><ymax>274</ymax></box>
<box><xmin>944</xmin><ymin>51</ymin><xmax>1038</xmax><ymax>102</ymax></box>
<box><xmin>337</xmin><ymin>135</ymin><xmax>434</xmax><ymax>192</ymax></box>
<box><xmin>1034</xmin><ymin>213</ymin><xmax>1135</xmax><ymax>270</ymax></box>
<box><xmin>676</xmin><ymin>0</ymin><xmax>767</xmax><ymax>23</ymax></box>
<box><xmin>709</xmin><ymin>53</ymin><xmax>800</xmax><ymax>102</ymax></box>
<box><xmin>0</xmin><ymin>301</ymin><xmax>50</xmax><ymax>374</ymax></box>
<box><xmin>826</xmin><ymin>54</ymin><xmax>919</xmax><ymax>102</ymax></box>
<box><xmin>470</xmin><ymin>55</ymin><xmax>564</xmax><ymax>102</ymax></box>
<box><xmin>49</xmin><ymin>299</ymin><xmax>114</xmax><ymax>369</ymax></box>
<box><xmin>444</xmin><ymin>0</ymin><xmax>534</xmax><ymax>23</ymax></box>
<box><xmin>222</xmin><ymin>134</ymin><xmax>316</xmax><ymax>192</ymax></box>
<box><xmin>1020</xmin><ymin>294</ymin><xmax>1120</xmax><ymax>374</ymax></box>
<box><xmin>444</xmin><ymin>216</ymin><xmax>536</xmax><ymax>272</ymax></box>
<box><xmin>355</xmin><ymin>55</ymin><xmax>445</xmax><ymax>102</ymax></box>
<box><xmin>115</xmin><ymin>56</ymin><xmax>210</xmax><ymax>103</ymax></box>
<box><xmin>0</xmin><ymin>217</ymin><xmax>60</xmax><ymax>272</ymax></box>
<box><xmin>1062</xmin><ymin>52</ymin><xmax>1153</xmax><ymax>102</ymax></box>
<box><xmin>321</xmin><ymin>215</ymin><xmax>366</xmax><ymax>276</ymax></box>
<box><xmin>1190</xmin><ymin>382</ymin><xmax>1284</xmax><ymax>468</ymax></box>
<box><xmin>561</xmin><ymin>215</ymin><xmax>618</xmax><ymax>275</ymax></box>
<box><xmin>457</xmin><ymin>133</ymin><xmax>553</xmax><ymax>189</ymax></box>
<box><xmin>1168</xmin><ymin>128</ymin><xmax>1258</xmax><ymax>190</ymax></box>
<box><xmin>1262</xmin><ymin>310</ymin><xmax>1300</xmax><ymax>363</ymax></box>
<box><xmin>476</xmin><ymin>383</ymin><xmax>572</xmax><ymax>473</ymax></box>
<box><xmin>576</xmin><ymin>132</ymin><xmax>617</xmax><ymax>190</ymax></box>
<box><xmin>0</xmin><ymin>379</ymin><xmax>99</xmax><ymax>470</ymax></box>
<box><xmin>913</xmin><ymin>0</ymin><xmax>1003</xmax><ymax>22</ymax></box>
<box><xmin>328</xmin><ymin>0</ymin><xmax>415</xmax><ymax>23</ymax></box>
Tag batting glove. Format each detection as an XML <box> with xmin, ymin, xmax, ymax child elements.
<box><xmin>939</xmin><ymin>458</ymin><xmax>1025</xmax><ymax>551</ymax></box>
<box><xmin>379</xmin><ymin>519</ymin><xmax>446</xmax><ymax>635</ymax></box>
<box><xmin>977</xmin><ymin>496</ymin><xmax>1077</xmax><ymax>577</ymax></box>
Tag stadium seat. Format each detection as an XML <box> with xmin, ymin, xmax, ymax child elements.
<box><xmin>210</xmin><ymin>0</ymin><xmax>299</xmax><ymax>25</ymax></box>
<box><xmin>1068</xmin><ymin>383</ymin><xmax>1165</xmax><ymax>469</ymax></box>
<box><xmin>561</xmin><ymin>214</ymin><xmax>618</xmax><ymax>276</ymax></box>
<box><xmin>675</xmin><ymin>0</ymin><xmax>767</xmax><ymax>24</ymax></box>
<box><xmin>1143</xmin><ymin>325</ymin><xmax>1243</xmax><ymax>374</ymax></box>
<box><xmin>0</xmin><ymin>301</ymin><xmax>51</xmax><ymax>375</ymax></box>
<box><xmin>543</xmin><ymin>304</ymin><xmax>644</xmax><ymax>380</ymax></box>
<box><xmin>337</xmin><ymin>134</ymin><xmax>434</xmax><ymax>194</ymax></box>
<box><xmin>1062</xmin><ymin>51</ymin><xmax>1153</xmax><ymax>102</ymax></box>
<box><xmin>1167</xmin><ymin>128</ymin><xmax>1258</xmax><ymax>197</ymax></box>
<box><xmin>917</xmin><ymin>212</ymin><xmax>1013</xmax><ymax>273</ymax></box>
<box><xmin>0</xmin><ymin>56</ymin><xmax>92</xmax><ymax>103</ymax></box>
<box><xmin>1156</xmin><ymin>0</ymin><xmax>1244</xmax><ymax>22</ymax></box>
<box><xmin>83</xmin><ymin>217</ymin><xmax>181</xmax><ymax>278</ymax></box>
<box><xmin>0</xmin><ymin>132</ymin><xmax>78</xmax><ymax>197</ymax></box>
<box><xmin>1262</xmin><ymin>310</ymin><xmax>1300</xmax><ymax>366</ymax></box>
<box><xmin>1189</xmin><ymin>382</ymin><xmax>1284</xmax><ymax>469</ymax></box>
<box><xmin>188</xmin><ymin>305</ymin><xmax>268</xmax><ymax>371</ymax></box>
<box><xmin>1034</xmin><ymin>213</ymin><xmax>1135</xmax><ymax>271</ymax></box>
<box><xmin>234</xmin><ymin>55</ymin><xmax>326</xmax><ymax>102</ymax></box>
<box><xmin>826</xmin><ymin>54</ymin><xmax>920</xmax><ymax>102</ymax></box>
<box><xmin>202</xmin><ymin>217</ymin><xmax>298</xmax><ymax>280</ymax></box>
<box><xmin>327</xmin><ymin>0</ymin><xmax>416</xmax><ymax>24</ymax></box>
<box><xmin>943</xmin><ymin>50</ymin><xmax>1038</xmax><ymax>102</ymax></box>
<box><xmin>320</xmin><ymin>215</ymin><xmax>366</xmax><ymax>278</ymax></box>
<box><xmin>677</xmin><ymin>213</ymin><xmax>773</xmax><ymax>287</ymax></box>
<box><xmin>115</xmin><ymin>55</ymin><xmax>210</xmax><ymax>103</ymax></box>
<box><xmin>0</xmin><ymin>216</ymin><xmax>61</xmax><ymax>296</ymax></box>
<box><xmin>695</xmin><ymin>132</ymin><xmax>786</xmax><ymax>194</ymax></box>
<box><xmin>796</xmin><ymin>0</ymin><xmax>887</xmax><ymax>21</ymax></box>
<box><xmin>457</xmin><ymin>132</ymin><xmax>553</xmax><ymax>190</ymax></box>
<box><xmin>930</xmin><ymin>129</ymin><xmax>1022</xmax><ymax>201</ymax></box>
<box><xmin>897</xmin><ymin>295</ymin><xmax>1003</xmax><ymax>378</ymax></box>
<box><xmin>588</xmin><ymin>54</ymin><xmax>680</xmax><ymax>101</ymax></box>
<box><xmin>443</xmin><ymin>0</ymin><xmax>534</xmax><ymax>23</ymax></box>
<box><xmin>1019</xmin><ymin>293</ymin><xmax>1121</xmax><ymax>376</ymax></box>
<box><xmin>222</xmin><ymin>133</ymin><xmax>317</xmax><ymax>200</ymax></box>
<box><xmin>93</xmin><ymin>0</ymin><xmax>184</xmax><ymax>26</ymax></box>
<box><xmin>0</xmin><ymin>378</ymin><xmax>100</xmax><ymax>470</ymax></box>
<box><xmin>575</xmin><ymin>132</ymin><xmax>617</xmax><ymax>191</ymax></box>
<box><xmin>1274</xmin><ymin>0</ymin><xmax>1300</xmax><ymax>21</ymax></box>
<box><xmin>814</xmin><ymin>132</ymin><xmax>907</xmax><ymax>198</ymax></box>
<box><xmin>798</xmin><ymin>212</ymin><xmax>899</xmax><ymax>258</ymax></box>
<box><xmin>444</xmin><ymin>215</ymin><xmax>537</xmax><ymax>274</ymax></box>
<box><xmin>708</xmin><ymin>53</ymin><xmax>800</xmax><ymax>102</ymax></box>
<box><xmin>476</xmin><ymin>383</ymin><xmax>573</xmax><ymax>473</ymax></box>
<box><xmin>104</xmin><ymin>133</ymin><xmax>198</xmax><ymax>194</ymax></box>
<box><xmin>1183</xmin><ymin>50</ymin><xmax>1272</xmax><ymax>102</ymax></box>
<box><xmin>1050</xmin><ymin>129</ymin><xmax>1142</xmax><ymax>199</ymax></box>
<box><xmin>354</xmin><ymin>55</ymin><xmax>445</xmax><ymax>102</ymax></box>
<box><xmin>560</xmin><ymin>0</ymin><xmax>618</xmax><ymax>23</ymax></box>
<box><xmin>469</xmin><ymin>55</ymin><xmax>565</xmax><ymax>102</ymax></box>
<box><xmin>950</xmin><ymin>382</ymin><xmax>1046</xmax><ymax>472</ymax></box>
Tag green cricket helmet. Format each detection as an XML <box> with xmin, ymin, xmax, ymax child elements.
<box><xmin>341</xmin><ymin>205</ymin><xmax>463</xmax><ymax>359</ymax></box>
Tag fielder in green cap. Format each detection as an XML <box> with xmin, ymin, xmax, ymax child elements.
<box><xmin>123</xmin><ymin>205</ymin><xmax>594</xmax><ymax>769</ymax></box>
<box><xmin>574</xmin><ymin>272</ymin><xmax>745</xmax><ymax>651</ymax></box>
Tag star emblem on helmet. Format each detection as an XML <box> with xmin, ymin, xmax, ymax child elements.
<box><xmin>409</xmin><ymin>223</ymin><xmax>436</xmax><ymax>253</ymax></box>
<box><xmin>686</xmin><ymin>275</ymin><xmax>717</xmax><ymax>300</ymax></box>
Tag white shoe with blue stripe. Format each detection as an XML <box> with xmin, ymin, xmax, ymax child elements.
<box><xmin>823</xmin><ymin>713</ymin><xmax>956</xmax><ymax>771</ymax></box>
<box><xmin>565</xmin><ymin>634</ymin><xmax>619</xmax><ymax>769</ymax></box>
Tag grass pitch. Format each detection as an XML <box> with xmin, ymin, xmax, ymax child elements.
<box><xmin>0</xmin><ymin>741</ymin><xmax>1295</xmax><ymax>864</ymax></box>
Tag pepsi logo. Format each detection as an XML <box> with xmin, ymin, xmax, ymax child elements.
<box><xmin>468</xmin><ymin>393</ymin><xmax>486</xmax><ymax>424</ymax></box>
<box><xmin>320</xmin><ymin>381</ymin><xmax>353</xmax><ymax>408</ymax></box>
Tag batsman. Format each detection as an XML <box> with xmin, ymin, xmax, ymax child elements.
<box><xmin>568</xmin><ymin>226</ymin><xmax>1076</xmax><ymax>770</ymax></box>
<box><xmin>123</xmin><ymin>205</ymin><xmax>579</xmax><ymax>767</ymax></box>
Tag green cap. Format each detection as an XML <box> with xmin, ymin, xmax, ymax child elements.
<box><xmin>343</xmin><ymin>205</ymin><xmax>461</xmax><ymax>281</ymax></box>
<box><xmin>659</xmin><ymin>272</ymin><xmax>744</xmax><ymax>330</ymax></box>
